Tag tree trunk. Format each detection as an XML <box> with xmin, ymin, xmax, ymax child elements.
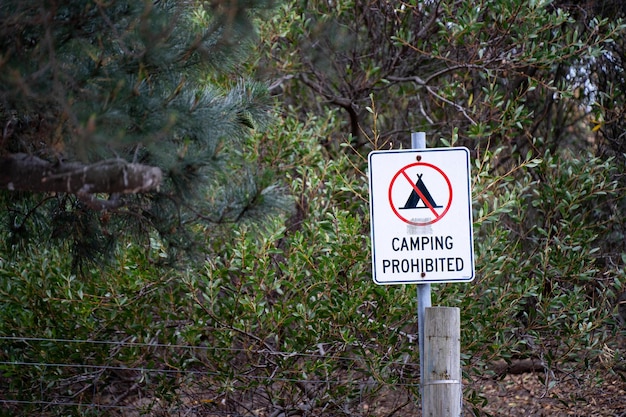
<box><xmin>0</xmin><ymin>153</ymin><xmax>162</xmax><ymax>194</ymax></box>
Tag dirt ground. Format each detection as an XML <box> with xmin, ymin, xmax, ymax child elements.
<box><xmin>116</xmin><ymin>364</ymin><xmax>626</xmax><ymax>417</ymax></box>
<box><xmin>474</xmin><ymin>370</ymin><xmax>626</xmax><ymax>417</ymax></box>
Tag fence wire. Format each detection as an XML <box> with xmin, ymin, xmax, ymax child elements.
<box><xmin>0</xmin><ymin>335</ymin><xmax>423</xmax><ymax>416</ymax></box>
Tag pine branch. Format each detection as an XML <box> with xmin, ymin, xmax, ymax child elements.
<box><xmin>0</xmin><ymin>153</ymin><xmax>162</xmax><ymax>195</ymax></box>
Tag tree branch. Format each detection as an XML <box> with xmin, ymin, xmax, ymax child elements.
<box><xmin>0</xmin><ymin>153</ymin><xmax>162</xmax><ymax>195</ymax></box>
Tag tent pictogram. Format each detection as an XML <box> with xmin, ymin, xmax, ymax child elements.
<box><xmin>400</xmin><ymin>174</ymin><xmax>442</xmax><ymax>210</ymax></box>
<box><xmin>387</xmin><ymin>162</ymin><xmax>453</xmax><ymax>226</ymax></box>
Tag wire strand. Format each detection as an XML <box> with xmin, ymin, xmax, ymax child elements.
<box><xmin>0</xmin><ymin>335</ymin><xmax>420</xmax><ymax>366</ymax></box>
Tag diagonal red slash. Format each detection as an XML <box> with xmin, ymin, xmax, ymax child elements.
<box><xmin>400</xmin><ymin>169</ymin><xmax>440</xmax><ymax>218</ymax></box>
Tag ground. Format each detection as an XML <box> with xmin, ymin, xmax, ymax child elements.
<box><xmin>115</xmin><ymin>362</ymin><xmax>626</xmax><ymax>416</ymax></box>
<box><xmin>475</xmin><ymin>370</ymin><xmax>626</xmax><ymax>417</ymax></box>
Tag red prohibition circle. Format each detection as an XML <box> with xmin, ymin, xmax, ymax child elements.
<box><xmin>388</xmin><ymin>162</ymin><xmax>453</xmax><ymax>226</ymax></box>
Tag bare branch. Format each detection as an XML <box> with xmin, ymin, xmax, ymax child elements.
<box><xmin>0</xmin><ymin>153</ymin><xmax>162</xmax><ymax>195</ymax></box>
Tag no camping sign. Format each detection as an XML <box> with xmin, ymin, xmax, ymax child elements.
<box><xmin>368</xmin><ymin>147</ymin><xmax>475</xmax><ymax>284</ymax></box>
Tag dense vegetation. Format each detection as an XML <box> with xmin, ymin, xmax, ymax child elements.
<box><xmin>1</xmin><ymin>0</ymin><xmax>626</xmax><ymax>416</ymax></box>
<box><xmin>0</xmin><ymin>0</ymin><xmax>285</xmax><ymax>270</ymax></box>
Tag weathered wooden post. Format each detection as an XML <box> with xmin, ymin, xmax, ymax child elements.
<box><xmin>423</xmin><ymin>307</ymin><xmax>461</xmax><ymax>417</ymax></box>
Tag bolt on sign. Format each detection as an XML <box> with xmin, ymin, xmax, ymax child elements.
<box><xmin>368</xmin><ymin>147</ymin><xmax>475</xmax><ymax>284</ymax></box>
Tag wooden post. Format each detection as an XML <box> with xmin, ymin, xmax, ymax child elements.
<box><xmin>423</xmin><ymin>307</ymin><xmax>461</xmax><ymax>417</ymax></box>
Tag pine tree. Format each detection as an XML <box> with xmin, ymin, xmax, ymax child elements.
<box><xmin>0</xmin><ymin>0</ymin><xmax>288</xmax><ymax>267</ymax></box>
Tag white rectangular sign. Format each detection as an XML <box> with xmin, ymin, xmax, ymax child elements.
<box><xmin>368</xmin><ymin>147</ymin><xmax>474</xmax><ymax>284</ymax></box>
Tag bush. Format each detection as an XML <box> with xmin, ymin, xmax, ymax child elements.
<box><xmin>1</xmin><ymin>111</ymin><xmax>625</xmax><ymax>417</ymax></box>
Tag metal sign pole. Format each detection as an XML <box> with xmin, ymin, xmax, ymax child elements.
<box><xmin>411</xmin><ymin>132</ymin><xmax>432</xmax><ymax>408</ymax></box>
<box><xmin>368</xmin><ymin>133</ymin><xmax>471</xmax><ymax>416</ymax></box>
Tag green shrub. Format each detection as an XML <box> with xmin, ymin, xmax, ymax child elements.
<box><xmin>1</xmin><ymin>107</ymin><xmax>625</xmax><ymax>417</ymax></box>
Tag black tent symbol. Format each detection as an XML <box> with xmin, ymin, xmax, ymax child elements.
<box><xmin>399</xmin><ymin>174</ymin><xmax>442</xmax><ymax>210</ymax></box>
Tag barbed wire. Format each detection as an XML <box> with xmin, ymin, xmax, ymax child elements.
<box><xmin>0</xmin><ymin>398</ymin><xmax>295</xmax><ymax>417</ymax></box>
<box><xmin>0</xmin><ymin>335</ymin><xmax>420</xmax><ymax>366</ymax></box>
<box><xmin>0</xmin><ymin>359</ymin><xmax>420</xmax><ymax>386</ymax></box>
<box><xmin>0</xmin><ymin>335</ymin><xmax>422</xmax><ymax>415</ymax></box>
<box><xmin>0</xmin><ymin>399</ymin><xmax>138</xmax><ymax>413</ymax></box>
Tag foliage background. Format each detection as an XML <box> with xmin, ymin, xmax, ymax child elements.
<box><xmin>2</xmin><ymin>0</ymin><xmax>626</xmax><ymax>416</ymax></box>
